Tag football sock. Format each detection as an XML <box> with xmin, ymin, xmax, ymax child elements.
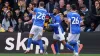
<box><xmin>69</xmin><ymin>40</ymin><xmax>78</xmax><ymax>53</ymax></box>
<box><xmin>38</xmin><ymin>40</ymin><xmax>44</xmax><ymax>51</ymax></box>
<box><xmin>54</xmin><ymin>43</ymin><xmax>59</xmax><ymax>54</ymax></box>
<box><xmin>27</xmin><ymin>38</ymin><xmax>32</xmax><ymax>49</ymax></box>
<box><xmin>65</xmin><ymin>43</ymin><xmax>74</xmax><ymax>51</ymax></box>
<box><xmin>32</xmin><ymin>40</ymin><xmax>44</xmax><ymax>52</ymax></box>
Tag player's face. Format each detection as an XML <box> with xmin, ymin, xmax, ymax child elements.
<box><xmin>53</xmin><ymin>9</ymin><xmax>59</xmax><ymax>14</ymax></box>
<box><xmin>59</xmin><ymin>13</ymin><xmax>64</xmax><ymax>20</ymax></box>
<box><xmin>53</xmin><ymin>9</ymin><xmax>57</xmax><ymax>14</ymax></box>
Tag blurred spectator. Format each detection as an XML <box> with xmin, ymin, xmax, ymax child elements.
<box><xmin>13</xmin><ymin>2</ymin><xmax>19</xmax><ymax>11</ymax></box>
<box><xmin>2</xmin><ymin>11</ymin><xmax>17</xmax><ymax>31</ymax></box>
<box><xmin>0</xmin><ymin>23</ymin><xmax>5</xmax><ymax>32</ymax></box>
<box><xmin>78</xmin><ymin>0</ymin><xmax>84</xmax><ymax>9</ymax></box>
<box><xmin>60</xmin><ymin>13</ymin><xmax>68</xmax><ymax>32</ymax></box>
<box><xmin>26</xmin><ymin>0</ymin><xmax>31</xmax><ymax>7</ymax></box>
<box><xmin>80</xmin><ymin>14</ymin><xmax>85</xmax><ymax>31</ymax></box>
<box><xmin>95</xmin><ymin>0</ymin><xmax>100</xmax><ymax>15</ymax></box>
<box><xmin>13</xmin><ymin>8</ymin><xmax>23</xmax><ymax>23</ymax></box>
<box><xmin>59</xmin><ymin>0</ymin><xmax>66</xmax><ymax>13</ymax></box>
<box><xmin>2</xmin><ymin>1</ymin><xmax>11</xmax><ymax>10</ymax></box>
<box><xmin>27</xmin><ymin>2</ymin><xmax>36</xmax><ymax>18</ymax></box>
<box><xmin>63</xmin><ymin>4</ymin><xmax>71</xmax><ymax>15</ymax></box>
<box><xmin>29</xmin><ymin>2</ymin><xmax>36</xmax><ymax>10</ymax></box>
<box><xmin>7</xmin><ymin>26</ymin><xmax>14</xmax><ymax>32</ymax></box>
<box><xmin>0</xmin><ymin>6</ymin><xmax>8</xmax><ymax>23</ymax></box>
<box><xmin>44</xmin><ymin>15</ymin><xmax>51</xmax><ymax>29</ymax></box>
<box><xmin>85</xmin><ymin>22</ymin><xmax>96</xmax><ymax>32</ymax></box>
<box><xmin>0</xmin><ymin>0</ymin><xmax>2</xmax><ymax>22</ymax></box>
<box><xmin>80</xmin><ymin>5</ymin><xmax>88</xmax><ymax>15</ymax></box>
<box><xmin>31</xmin><ymin>0</ymin><xmax>39</xmax><ymax>7</ymax></box>
<box><xmin>68</xmin><ymin>0</ymin><xmax>77</xmax><ymax>5</ymax></box>
<box><xmin>0</xmin><ymin>0</ymin><xmax>3</xmax><ymax>12</ymax></box>
<box><xmin>1</xmin><ymin>6</ymin><xmax>8</xmax><ymax>17</ymax></box>
<box><xmin>46</xmin><ymin>0</ymin><xmax>58</xmax><ymax>13</ymax></box>
<box><xmin>15</xmin><ymin>18</ymin><xmax>24</xmax><ymax>32</ymax></box>
<box><xmin>94</xmin><ymin>0</ymin><xmax>100</xmax><ymax>30</ymax></box>
<box><xmin>18</xmin><ymin>0</ymin><xmax>26</xmax><ymax>13</ymax></box>
<box><xmin>98</xmin><ymin>0</ymin><xmax>100</xmax><ymax>3</ymax></box>
<box><xmin>23</xmin><ymin>13</ymin><xmax>32</xmax><ymax>32</ymax></box>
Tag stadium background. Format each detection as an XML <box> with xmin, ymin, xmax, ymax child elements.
<box><xmin>0</xmin><ymin>0</ymin><xmax>100</xmax><ymax>56</ymax></box>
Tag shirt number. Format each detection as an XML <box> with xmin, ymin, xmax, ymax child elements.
<box><xmin>72</xmin><ymin>17</ymin><xmax>79</xmax><ymax>24</ymax></box>
<box><xmin>37</xmin><ymin>12</ymin><xmax>46</xmax><ymax>20</ymax></box>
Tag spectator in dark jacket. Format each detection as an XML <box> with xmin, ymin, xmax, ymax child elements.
<box><xmin>15</xmin><ymin>18</ymin><xmax>24</xmax><ymax>32</ymax></box>
<box><xmin>59</xmin><ymin>0</ymin><xmax>66</xmax><ymax>13</ymax></box>
<box><xmin>13</xmin><ymin>8</ymin><xmax>23</xmax><ymax>23</ymax></box>
<box><xmin>46</xmin><ymin>0</ymin><xmax>58</xmax><ymax>13</ymax></box>
<box><xmin>23</xmin><ymin>13</ymin><xmax>32</xmax><ymax>32</ymax></box>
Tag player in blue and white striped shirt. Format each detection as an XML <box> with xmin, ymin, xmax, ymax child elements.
<box><xmin>49</xmin><ymin>8</ymin><xmax>74</xmax><ymax>54</ymax></box>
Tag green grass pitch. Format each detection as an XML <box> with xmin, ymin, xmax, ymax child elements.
<box><xmin>0</xmin><ymin>53</ymin><xmax>100</xmax><ymax>56</ymax></box>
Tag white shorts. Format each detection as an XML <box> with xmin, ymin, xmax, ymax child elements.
<box><xmin>53</xmin><ymin>32</ymin><xmax>65</xmax><ymax>41</ymax></box>
<box><xmin>67</xmin><ymin>33</ymin><xmax>80</xmax><ymax>42</ymax></box>
<box><xmin>30</xmin><ymin>25</ymin><xmax>43</xmax><ymax>40</ymax></box>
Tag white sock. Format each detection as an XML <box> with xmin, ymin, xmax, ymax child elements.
<box><xmin>40</xmin><ymin>50</ymin><xmax>43</xmax><ymax>54</ymax></box>
<box><xmin>75</xmin><ymin>53</ymin><xmax>79</xmax><ymax>55</ymax></box>
<box><xmin>26</xmin><ymin>48</ymin><xmax>30</xmax><ymax>51</ymax></box>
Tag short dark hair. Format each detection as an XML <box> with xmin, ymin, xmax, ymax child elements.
<box><xmin>71</xmin><ymin>4</ymin><xmax>77</xmax><ymax>10</ymax></box>
<box><xmin>30</xmin><ymin>2</ymin><xmax>36</xmax><ymax>7</ymax></box>
<box><xmin>81</xmin><ymin>4</ymin><xmax>86</xmax><ymax>8</ymax></box>
<box><xmin>54</xmin><ymin>7</ymin><xmax>60</xmax><ymax>11</ymax></box>
<box><xmin>39</xmin><ymin>1</ymin><xmax>44</xmax><ymax>7</ymax></box>
<box><xmin>8</xmin><ymin>26</ymin><xmax>13</xmax><ymax>29</ymax></box>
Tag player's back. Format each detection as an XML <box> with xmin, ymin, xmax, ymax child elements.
<box><xmin>67</xmin><ymin>12</ymin><xmax>82</xmax><ymax>34</ymax></box>
<box><xmin>33</xmin><ymin>8</ymin><xmax>47</xmax><ymax>27</ymax></box>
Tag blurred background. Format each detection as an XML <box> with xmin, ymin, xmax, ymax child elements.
<box><xmin>0</xmin><ymin>0</ymin><xmax>100</xmax><ymax>33</ymax></box>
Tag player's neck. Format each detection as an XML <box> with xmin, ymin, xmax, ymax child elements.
<box><xmin>71</xmin><ymin>10</ymin><xmax>76</xmax><ymax>12</ymax></box>
<box><xmin>39</xmin><ymin>6</ymin><xmax>44</xmax><ymax>8</ymax></box>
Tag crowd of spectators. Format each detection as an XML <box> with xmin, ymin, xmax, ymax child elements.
<box><xmin>0</xmin><ymin>0</ymin><xmax>100</xmax><ymax>32</ymax></box>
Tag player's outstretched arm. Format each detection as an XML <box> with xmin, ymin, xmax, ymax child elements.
<box><xmin>49</xmin><ymin>23</ymin><xmax>59</xmax><ymax>27</ymax></box>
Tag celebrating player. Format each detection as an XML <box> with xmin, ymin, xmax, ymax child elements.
<box><xmin>48</xmin><ymin>7</ymin><xmax>74</xmax><ymax>54</ymax></box>
<box><xmin>24</xmin><ymin>1</ymin><xmax>47</xmax><ymax>54</ymax></box>
<box><xmin>66</xmin><ymin>4</ymin><xmax>83</xmax><ymax>56</ymax></box>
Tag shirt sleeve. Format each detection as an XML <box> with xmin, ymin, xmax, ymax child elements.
<box><xmin>33</xmin><ymin>8</ymin><xmax>37</xmax><ymax>12</ymax></box>
<box><xmin>49</xmin><ymin>15</ymin><xmax>60</xmax><ymax>27</ymax></box>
